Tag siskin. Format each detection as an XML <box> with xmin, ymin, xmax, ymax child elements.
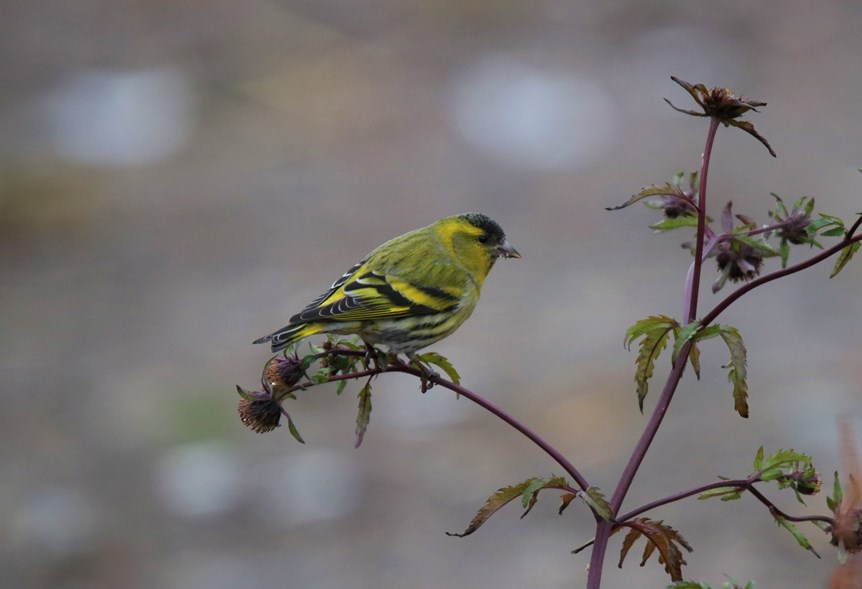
<box><xmin>254</xmin><ymin>213</ymin><xmax>520</xmax><ymax>359</ymax></box>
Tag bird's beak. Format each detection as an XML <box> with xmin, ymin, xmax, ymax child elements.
<box><xmin>496</xmin><ymin>239</ymin><xmax>521</xmax><ymax>259</ymax></box>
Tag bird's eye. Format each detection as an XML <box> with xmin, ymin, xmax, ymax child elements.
<box><xmin>477</xmin><ymin>234</ymin><xmax>489</xmax><ymax>244</ymax></box>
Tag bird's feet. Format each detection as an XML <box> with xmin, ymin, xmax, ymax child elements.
<box><xmin>405</xmin><ymin>353</ymin><xmax>439</xmax><ymax>393</ymax></box>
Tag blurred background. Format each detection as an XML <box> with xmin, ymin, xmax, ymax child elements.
<box><xmin>2</xmin><ymin>0</ymin><xmax>862</xmax><ymax>587</ymax></box>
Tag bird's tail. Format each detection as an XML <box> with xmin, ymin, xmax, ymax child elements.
<box><xmin>253</xmin><ymin>322</ymin><xmax>323</xmax><ymax>353</ymax></box>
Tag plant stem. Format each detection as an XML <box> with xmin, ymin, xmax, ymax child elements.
<box><xmin>387</xmin><ymin>363</ymin><xmax>592</xmax><ymax>494</ymax></box>
<box><xmin>684</xmin><ymin>117</ymin><xmax>721</xmax><ymax>324</ymax></box>
<box><xmin>588</xmin><ymin>119</ymin><xmax>722</xmax><ymax>589</ymax></box>
<box><xmin>701</xmin><ymin>231</ymin><xmax>862</xmax><ymax>327</ymax></box>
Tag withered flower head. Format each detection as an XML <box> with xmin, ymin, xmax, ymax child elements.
<box><xmin>665</xmin><ymin>76</ymin><xmax>775</xmax><ymax>157</ymax></box>
<box><xmin>713</xmin><ymin>239</ymin><xmax>765</xmax><ymax>292</ymax></box>
<box><xmin>262</xmin><ymin>354</ymin><xmax>305</xmax><ymax>399</ymax></box>
<box><xmin>659</xmin><ymin>195</ymin><xmax>698</xmax><ymax>219</ymax></box>
<box><xmin>794</xmin><ymin>466</ymin><xmax>823</xmax><ymax>496</ymax></box>
<box><xmin>772</xmin><ymin>203</ymin><xmax>812</xmax><ymax>245</ymax></box>
<box><xmin>236</xmin><ymin>386</ymin><xmax>282</xmax><ymax>434</ymax></box>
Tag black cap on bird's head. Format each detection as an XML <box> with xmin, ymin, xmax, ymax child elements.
<box><xmin>458</xmin><ymin>212</ymin><xmax>521</xmax><ymax>259</ymax></box>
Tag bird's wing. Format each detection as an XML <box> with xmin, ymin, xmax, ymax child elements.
<box><xmin>290</xmin><ymin>261</ymin><xmax>462</xmax><ymax>324</ymax></box>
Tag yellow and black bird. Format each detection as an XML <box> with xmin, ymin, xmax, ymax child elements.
<box><xmin>253</xmin><ymin>213</ymin><xmax>519</xmax><ymax>358</ymax></box>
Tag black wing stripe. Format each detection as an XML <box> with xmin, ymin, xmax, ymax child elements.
<box><xmin>301</xmin><ymin>259</ymin><xmax>367</xmax><ymax>311</ymax></box>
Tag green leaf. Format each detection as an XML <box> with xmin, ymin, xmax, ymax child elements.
<box><xmin>753</xmin><ymin>446</ymin><xmax>764</xmax><ymax>471</ymax></box>
<box><xmin>336</xmin><ymin>379</ymin><xmax>348</xmax><ymax>395</ymax></box>
<box><xmin>831</xmin><ymin>241</ymin><xmax>860</xmax><ymax>278</ymax></box>
<box><xmin>697</xmin><ymin>486</ymin><xmax>744</xmax><ymax>501</ymax></box>
<box><xmin>310</xmin><ymin>371</ymin><xmax>329</xmax><ymax>385</ymax></box>
<box><xmin>688</xmin><ymin>343</ymin><xmax>702</xmax><ymax>380</ymax></box>
<box><xmin>520</xmin><ymin>475</ymin><xmax>569</xmax><ymax>517</ymax></box>
<box><xmin>774</xmin><ymin>516</ymin><xmax>820</xmax><ymax>557</ymax></box>
<box><xmin>235</xmin><ymin>385</ymin><xmax>255</xmax><ymax>401</ymax></box>
<box><xmin>626</xmin><ymin>316</ymin><xmax>678</xmax><ymax>411</ymax></box>
<box><xmin>827</xmin><ymin>471</ymin><xmax>842</xmax><ymax>513</ymax></box>
<box><xmin>299</xmin><ymin>354</ymin><xmax>317</xmax><ymax>372</ymax></box>
<box><xmin>719</xmin><ymin>326</ymin><xmax>749</xmax><ymax>418</ymax></box>
<box><xmin>672</xmin><ymin>321</ymin><xmax>702</xmax><ymax>365</ymax></box>
<box><xmin>650</xmin><ymin>216</ymin><xmax>700</xmax><ymax>232</ymax></box>
<box><xmin>607</xmin><ymin>183</ymin><xmax>685</xmax><ymax>211</ymax></box>
<box><xmin>446</xmin><ymin>479</ymin><xmax>537</xmax><ymax>537</ymax></box>
<box><xmin>285</xmin><ymin>411</ymin><xmax>305</xmax><ymax>444</ymax></box>
<box><xmin>821</xmin><ymin>227</ymin><xmax>847</xmax><ymax>237</ymax></box>
<box><xmin>732</xmin><ymin>234</ymin><xmax>779</xmax><ymax>257</ymax></box>
<box><xmin>415</xmin><ymin>351</ymin><xmax>461</xmax><ymax>385</ymax></box>
<box><xmin>521</xmin><ymin>477</ymin><xmax>550</xmax><ymax>508</ymax></box>
<box><xmin>354</xmin><ymin>381</ymin><xmax>373</xmax><ymax>448</ymax></box>
<box><xmin>779</xmin><ymin>238</ymin><xmax>790</xmax><ymax>268</ymax></box>
<box><xmin>581</xmin><ymin>487</ymin><xmax>613</xmax><ymax>522</ymax></box>
<box><xmin>625</xmin><ymin>315</ymin><xmax>679</xmax><ymax>348</ymax></box>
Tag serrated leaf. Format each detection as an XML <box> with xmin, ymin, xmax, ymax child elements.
<box><xmin>650</xmin><ymin>216</ymin><xmax>700</xmax><ymax>232</ymax></box>
<box><xmin>726</xmin><ymin>118</ymin><xmax>776</xmax><ymax>157</ymax></box>
<box><xmin>446</xmin><ymin>479</ymin><xmax>537</xmax><ymax>537</ymax></box>
<box><xmin>626</xmin><ymin>316</ymin><xmax>678</xmax><ymax>412</ymax></box>
<box><xmin>415</xmin><ymin>351</ymin><xmax>461</xmax><ymax>385</ymax></box>
<box><xmin>619</xmin><ymin>526</ymin><xmax>641</xmax><ymax>569</ymax></box>
<box><xmin>821</xmin><ymin>227</ymin><xmax>847</xmax><ymax>237</ymax></box>
<box><xmin>521</xmin><ymin>477</ymin><xmax>550</xmax><ymax>508</ymax></box>
<box><xmin>831</xmin><ymin>242</ymin><xmax>860</xmax><ymax>278</ymax></box>
<box><xmin>582</xmin><ymin>487</ymin><xmax>613</xmax><ymax>522</ymax></box>
<box><xmin>615</xmin><ymin>518</ymin><xmax>692</xmax><ymax>582</ymax></box>
<box><xmin>762</xmin><ymin>449</ymin><xmax>810</xmax><ymax>469</ymax></box>
<box><xmin>520</xmin><ymin>475</ymin><xmax>569</xmax><ymax>518</ymax></box>
<box><xmin>719</xmin><ymin>326</ymin><xmax>749</xmax><ymax>418</ymax></box>
<box><xmin>354</xmin><ymin>381</ymin><xmax>373</xmax><ymax>448</ymax></box>
<box><xmin>625</xmin><ymin>315</ymin><xmax>679</xmax><ymax>348</ymax></box>
<box><xmin>559</xmin><ymin>493</ymin><xmax>577</xmax><ymax>515</ymax></box>
<box><xmin>607</xmin><ymin>183</ymin><xmax>684</xmax><ymax>211</ymax></box>
<box><xmin>673</xmin><ymin>321</ymin><xmax>702</xmax><ymax>365</ymax></box>
<box><xmin>774</xmin><ymin>516</ymin><xmax>820</xmax><ymax>557</ymax></box>
<box><xmin>688</xmin><ymin>343</ymin><xmax>702</xmax><ymax>380</ymax></box>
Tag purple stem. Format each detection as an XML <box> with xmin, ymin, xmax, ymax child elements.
<box><xmin>587</xmin><ymin>118</ymin><xmax>721</xmax><ymax>589</ymax></box>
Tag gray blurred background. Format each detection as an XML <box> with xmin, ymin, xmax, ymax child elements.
<box><xmin>2</xmin><ymin>1</ymin><xmax>861</xmax><ymax>588</ymax></box>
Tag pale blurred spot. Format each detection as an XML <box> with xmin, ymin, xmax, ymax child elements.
<box><xmin>11</xmin><ymin>487</ymin><xmax>98</xmax><ymax>556</ymax></box>
<box><xmin>155</xmin><ymin>441</ymin><xmax>242</xmax><ymax>518</ymax></box>
<box><xmin>252</xmin><ymin>449</ymin><xmax>361</xmax><ymax>526</ymax></box>
<box><xmin>376</xmin><ymin>382</ymin><xmax>470</xmax><ymax>440</ymax></box>
<box><xmin>451</xmin><ymin>58</ymin><xmax>616</xmax><ymax>170</ymax></box>
<box><xmin>46</xmin><ymin>67</ymin><xmax>194</xmax><ymax>167</ymax></box>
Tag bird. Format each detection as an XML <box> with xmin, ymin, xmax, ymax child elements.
<box><xmin>253</xmin><ymin>213</ymin><xmax>520</xmax><ymax>360</ymax></box>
